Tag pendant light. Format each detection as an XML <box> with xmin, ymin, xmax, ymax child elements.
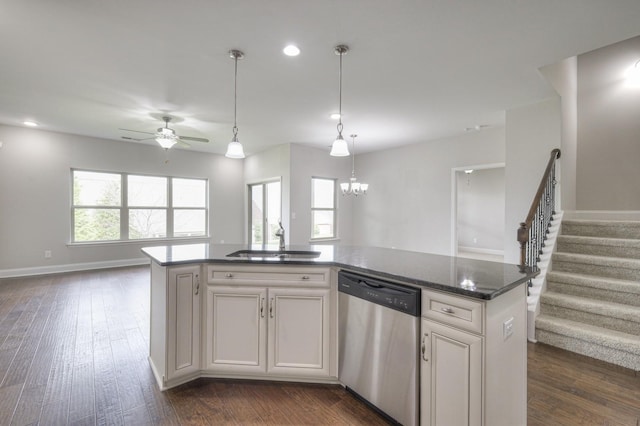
<box><xmin>225</xmin><ymin>49</ymin><xmax>246</xmax><ymax>159</ymax></box>
<box><xmin>340</xmin><ymin>134</ymin><xmax>368</xmax><ymax>196</ymax></box>
<box><xmin>330</xmin><ymin>45</ymin><xmax>350</xmax><ymax>157</ymax></box>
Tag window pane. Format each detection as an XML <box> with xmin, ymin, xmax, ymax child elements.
<box><xmin>129</xmin><ymin>209</ymin><xmax>167</xmax><ymax>239</ymax></box>
<box><xmin>312</xmin><ymin>178</ymin><xmax>334</xmax><ymax>208</ymax></box>
<box><xmin>73</xmin><ymin>171</ymin><xmax>121</xmax><ymax>206</ymax></box>
<box><xmin>173</xmin><ymin>178</ymin><xmax>206</xmax><ymax>207</ymax></box>
<box><xmin>174</xmin><ymin>210</ymin><xmax>206</xmax><ymax>237</ymax></box>
<box><xmin>74</xmin><ymin>208</ymin><xmax>120</xmax><ymax>241</ymax></box>
<box><xmin>128</xmin><ymin>175</ymin><xmax>167</xmax><ymax>207</ymax></box>
<box><xmin>312</xmin><ymin>210</ymin><xmax>334</xmax><ymax>239</ymax></box>
<box><xmin>251</xmin><ymin>184</ymin><xmax>264</xmax><ymax>244</ymax></box>
<box><xmin>266</xmin><ymin>182</ymin><xmax>281</xmax><ymax>245</ymax></box>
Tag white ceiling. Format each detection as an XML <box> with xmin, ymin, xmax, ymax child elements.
<box><xmin>2</xmin><ymin>0</ymin><xmax>640</xmax><ymax>156</ymax></box>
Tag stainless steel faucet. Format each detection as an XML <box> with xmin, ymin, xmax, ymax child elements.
<box><xmin>275</xmin><ymin>221</ymin><xmax>285</xmax><ymax>251</ymax></box>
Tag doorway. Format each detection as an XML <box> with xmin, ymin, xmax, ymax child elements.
<box><xmin>451</xmin><ymin>164</ymin><xmax>505</xmax><ymax>262</ymax></box>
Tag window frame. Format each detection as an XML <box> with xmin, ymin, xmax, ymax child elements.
<box><xmin>310</xmin><ymin>176</ymin><xmax>338</xmax><ymax>241</ymax></box>
<box><xmin>70</xmin><ymin>168</ymin><xmax>209</xmax><ymax>244</ymax></box>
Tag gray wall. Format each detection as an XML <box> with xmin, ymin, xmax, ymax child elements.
<box><xmin>351</xmin><ymin>128</ymin><xmax>505</xmax><ymax>255</ymax></box>
<box><xmin>0</xmin><ymin>124</ymin><xmax>244</xmax><ymax>275</ymax></box>
<box><xmin>457</xmin><ymin>167</ymin><xmax>505</xmax><ymax>252</ymax></box>
<box><xmin>577</xmin><ymin>35</ymin><xmax>640</xmax><ymax>210</ymax></box>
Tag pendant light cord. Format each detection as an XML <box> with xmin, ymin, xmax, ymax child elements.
<box><xmin>351</xmin><ymin>134</ymin><xmax>357</xmax><ymax>177</ymax></box>
<box><xmin>233</xmin><ymin>54</ymin><xmax>239</xmax><ymax>140</ymax></box>
<box><xmin>337</xmin><ymin>51</ymin><xmax>343</xmax><ymax>137</ymax></box>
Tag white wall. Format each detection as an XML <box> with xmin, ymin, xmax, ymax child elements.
<box><xmin>576</xmin><ymin>35</ymin><xmax>640</xmax><ymax>210</ymax></box>
<box><xmin>457</xmin><ymin>167</ymin><xmax>505</xmax><ymax>252</ymax></box>
<box><xmin>351</xmin><ymin>128</ymin><xmax>505</xmax><ymax>255</ymax></box>
<box><xmin>0</xmin><ymin>124</ymin><xmax>244</xmax><ymax>273</ymax></box>
<box><xmin>504</xmin><ymin>97</ymin><xmax>562</xmax><ymax>264</ymax></box>
<box><xmin>289</xmin><ymin>144</ymin><xmax>352</xmax><ymax>245</ymax></box>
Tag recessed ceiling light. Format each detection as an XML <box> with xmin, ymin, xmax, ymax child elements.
<box><xmin>283</xmin><ymin>45</ymin><xmax>300</xmax><ymax>56</ymax></box>
<box><xmin>330</xmin><ymin>113</ymin><xmax>341</xmax><ymax>119</ymax></box>
<box><xmin>23</xmin><ymin>120</ymin><xmax>39</xmax><ymax>127</ymax></box>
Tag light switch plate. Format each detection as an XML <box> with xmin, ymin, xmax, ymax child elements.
<box><xmin>503</xmin><ymin>317</ymin><xmax>514</xmax><ymax>340</ymax></box>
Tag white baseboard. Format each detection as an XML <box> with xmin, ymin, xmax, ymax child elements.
<box><xmin>564</xmin><ymin>210</ymin><xmax>640</xmax><ymax>221</ymax></box>
<box><xmin>457</xmin><ymin>246</ymin><xmax>504</xmax><ymax>256</ymax></box>
<box><xmin>0</xmin><ymin>258</ymin><xmax>150</xmax><ymax>279</ymax></box>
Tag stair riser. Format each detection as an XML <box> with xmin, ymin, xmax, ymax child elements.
<box><xmin>553</xmin><ymin>259</ymin><xmax>640</xmax><ymax>281</ymax></box>
<box><xmin>540</xmin><ymin>304</ymin><xmax>640</xmax><ymax>336</ymax></box>
<box><xmin>535</xmin><ymin>330</ymin><xmax>640</xmax><ymax>371</ymax></box>
<box><xmin>557</xmin><ymin>242</ymin><xmax>640</xmax><ymax>260</ymax></box>
<box><xmin>546</xmin><ymin>281</ymin><xmax>640</xmax><ymax>307</ymax></box>
<box><xmin>562</xmin><ymin>223</ymin><xmax>640</xmax><ymax>239</ymax></box>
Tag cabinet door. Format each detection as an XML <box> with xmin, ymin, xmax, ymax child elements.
<box><xmin>167</xmin><ymin>265</ymin><xmax>201</xmax><ymax>380</ymax></box>
<box><xmin>421</xmin><ymin>319</ymin><xmax>482</xmax><ymax>426</ymax></box>
<box><xmin>205</xmin><ymin>286</ymin><xmax>267</xmax><ymax>374</ymax></box>
<box><xmin>267</xmin><ymin>288</ymin><xmax>330</xmax><ymax>377</ymax></box>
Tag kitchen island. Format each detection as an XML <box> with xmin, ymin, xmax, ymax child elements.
<box><xmin>142</xmin><ymin>243</ymin><xmax>537</xmax><ymax>426</ymax></box>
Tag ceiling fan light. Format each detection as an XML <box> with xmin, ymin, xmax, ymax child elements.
<box><xmin>156</xmin><ymin>136</ymin><xmax>177</xmax><ymax>149</ymax></box>
<box><xmin>330</xmin><ymin>135</ymin><xmax>350</xmax><ymax>156</ymax></box>
<box><xmin>225</xmin><ymin>140</ymin><xmax>245</xmax><ymax>158</ymax></box>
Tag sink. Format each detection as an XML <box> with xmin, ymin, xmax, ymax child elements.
<box><xmin>226</xmin><ymin>250</ymin><xmax>322</xmax><ymax>259</ymax></box>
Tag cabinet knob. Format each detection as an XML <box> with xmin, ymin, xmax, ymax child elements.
<box><xmin>441</xmin><ymin>307</ymin><xmax>454</xmax><ymax>314</ymax></box>
<box><xmin>301</xmin><ymin>275</ymin><xmax>310</xmax><ymax>280</ymax></box>
<box><xmin>225</xmin><ymin>273</ymin><xmax>233</xmax><ymax>278</ymax></box>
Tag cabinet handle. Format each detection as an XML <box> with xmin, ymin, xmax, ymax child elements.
<box><xmin>225</xmin><ymin>273</ymin><xmax>233</xmax><ymax>278</ymax></box>
<box><xmin>441</xmin><ymin>307</ymin><xmax>454</xmax><ymax>314</ymax></box>
<box><xmin>269</xmin><ymin>298</ymin><xmax>274</xmax><ymax>318</ymax></box>
<box><xmin>194</xmin><ymin>274</ymin><xmax>200</xmax><ymax>296</ymax></box>
<box><xmin>301</xmin><ymin>275</ymin><xmax>310</xmax><ymax>280</ymax></box>
<box><xmin>260</xmin><ymin>298</ymin><xmax>265</xmax><ymax>318</ymax></box>
<box><xmin>421</xmin><ymin>333</ymin><xmax>429</xmax><ymax>362</ymax></box>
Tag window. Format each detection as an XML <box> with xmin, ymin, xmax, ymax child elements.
<box><xmin>72</xmin><ymin>169</ymin><xmax>207</xmax><ymax>243</ymax></box>
<box><xmin>248</xmin><ymin>180</ymin><xmax>281</xmax><ymax>245</ymax></box>
<box><xmin>311</xmin><ymin>177</ymin><xmax>336</xmax><ymax>240</ymax></box>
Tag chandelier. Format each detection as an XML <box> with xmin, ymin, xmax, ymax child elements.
<box><xmin>340</xmin><ymin>134</ymin><xmax>368</xmax><ymax>196</ymax></box>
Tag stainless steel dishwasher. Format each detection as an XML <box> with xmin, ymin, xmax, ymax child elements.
<box><xmin>338</xmin><ymin>270</ymin><xmax>420</xmax><ymax>426</ymax></box>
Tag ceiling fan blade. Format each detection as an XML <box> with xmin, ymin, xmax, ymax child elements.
<box><xmin>119</xmin><ymin>128</ymin><xmax>155</xmax><ymax>135</ymax></box>
<box><xmin>121</xmin><ymin>136</ymin><xmax>153</xmax><ymax>141</ymax></box>
<box><xmin>179</xmin><ymin>136</ymin><xmax>209</xmax><ymax>143</ymax></box>
<box><xmin>177</xmin><ymin>140</ymin><xmax>191</xmax><ymax>147</ymax></box>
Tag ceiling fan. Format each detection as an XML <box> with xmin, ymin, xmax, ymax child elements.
<box><xmin>120</xmin><ymin>116</ymin><xmax>210</xmax><ymax>149</ymax></box>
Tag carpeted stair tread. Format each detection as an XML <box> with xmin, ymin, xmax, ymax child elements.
<box><xmin>535</xmin><ymin>315</ymin><xmax>640</xmax><ymax>370</ymax></box>
<box><xmin>540</xmin><ymin>292</ymin><xmax>640</xmax><ymax>335</ymax></box>
<box><xmin>552</xmin><ymin>252</ymin><xmax>640</xmax><ymax>281</ymax></box>
<box><xmin>562</xmin><ymin>219</ymin><xmax>640</xmax><ymax>239</ymax></box>
<box><xmin>546</xmin><ymin>271</ymin><xmax>640</xmax><ymax>295</ymax></box>
<box><xmin>557</xmin><ymin>235</ymin><xmax>640</xmax><ymax>259</ymax></box>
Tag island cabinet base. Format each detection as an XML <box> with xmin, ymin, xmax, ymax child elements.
<box><xmin>149</xmin><ymin>263</ymin><xmax>338</xmax><ymax>390</ymax></box>
<box><xmin>420</xmin><ymin>285</ymin><xmax>527</xmax><ymax>426</ymax></box>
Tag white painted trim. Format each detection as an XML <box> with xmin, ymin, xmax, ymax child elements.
<box><xmin>0</xmin><ymin>258</ymin><xmax>150</xmax><ymax>279</ymax></box>
<box><xmin>563</xmin><ymin>210</ymin><xmax>640</xmax><ymax>221</ymax></box>
<box><xmin>457</xmin><ymin>246</ymin><xmax>505</xmax><ymax>256</ymax></box>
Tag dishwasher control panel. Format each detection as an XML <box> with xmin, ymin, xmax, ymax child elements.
<box><xmin>338</xmin><ymin>270</ymin><xmax>420</xmax><ymax>316</ymax></box>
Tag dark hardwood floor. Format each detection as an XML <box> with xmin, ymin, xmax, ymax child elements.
<box><xmin>0</xmin><ymin>266</ymin><xmax>638</xmax><ymax>425</ymax></box>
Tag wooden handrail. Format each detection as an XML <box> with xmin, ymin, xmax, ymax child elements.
<box><xmin>518</xmin><ymin>148</ymin><xmax>561</xmax><ymax>267</ymax></box>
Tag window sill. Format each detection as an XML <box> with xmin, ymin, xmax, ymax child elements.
<box><xmin>309</xmin><ymin>238</ymin><xmax>341</xmax><ymax>244</ymax></box>
<box><xmin>67</xmin><ymin>236</ymin><xmax>211</xmax><ymax>248</ymax></box>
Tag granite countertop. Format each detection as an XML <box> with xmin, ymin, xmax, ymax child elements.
<box><xmin>141</xmin><ymin>243</ymin><xmax>538</xmax><ymax>300</ymax></box>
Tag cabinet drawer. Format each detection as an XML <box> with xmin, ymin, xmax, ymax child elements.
<box><xmin>207</xmin><ymin>266</ymin><xmax>330</xmax><ymax>287</ymax></box>
<box><xmin>421</xmin><ymin>290</ymin><xmax>484</xmax><ymax>334</ymax></box>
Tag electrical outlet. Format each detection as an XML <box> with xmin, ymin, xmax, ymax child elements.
<box><xmin>44</xmin><ymin>250</ymin><xmax>52</xmax><ymax>259</ymax></box>
<box><xmin>503</xmin><ymin>317</ymin><xmax>514</xmax><ymax>340</ymax></box>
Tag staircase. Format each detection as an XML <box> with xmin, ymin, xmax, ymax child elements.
<box><xmin>535</xmin><ymin>219</ymin><xmax>640</xmax><ymax>371</ymax></box>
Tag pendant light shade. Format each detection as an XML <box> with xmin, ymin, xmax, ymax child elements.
<box><xmin>330</xmin><ymin>45</ymin><xmax>350</xmax><ymax>157</ymax></box>
<box><xmin>226</xmin><ymin>49</ymin><xmax>246</xmax><ymax>159</ymax></box>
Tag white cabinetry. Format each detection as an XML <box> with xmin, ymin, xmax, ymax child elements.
<box><xmin>420</xmin><ymin>286</ymin><xmax>526</xmax><ymax>426</ymax></box>
<box><xmin>204</xmin><ymin>265</ymin><xmax>335</xmax><ymax>380</ymax></box>
<box><xmin>149</xmin><ymin>263</ymin><xmax>201</xmax><ymax>389</ymax></box>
